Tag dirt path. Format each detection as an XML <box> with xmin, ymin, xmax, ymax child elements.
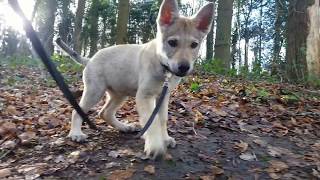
<box><xmin>0</xmin><ymin>65</ymin><xmax>320</xmax><ymax>179</ymax></box>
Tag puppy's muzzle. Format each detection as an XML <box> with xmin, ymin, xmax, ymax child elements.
<box><xmin>177</xmin><ymin>62</ymin><xmax>190</xmax><ymax>76</ymax></box>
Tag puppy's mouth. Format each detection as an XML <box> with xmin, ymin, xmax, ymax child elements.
<box><xmin>161</xmin><ymin>63</ymin><xmax>190</xmax><ymax>77</ymax></box>
<box><xmin>161</xmin><ymin>63</ymin><xmax>173</xmax><ymax>74</ymax></box>
<box><xmin>161</xmin><ymin>63</ymin><xmax>185</xmax><ymax>77</ymax></box>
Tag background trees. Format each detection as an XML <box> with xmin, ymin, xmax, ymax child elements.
<box><xmin>213</xmin><ymin>0</ymin><xmax>234</xmax><ymax>71</ymax></box>
<box><xmin>0</xmin><ymin>0</ymin><xmax>319</xmax><ymax>86</ymax></box>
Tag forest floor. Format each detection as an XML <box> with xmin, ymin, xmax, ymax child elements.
<box><xmin>1</xmin><ymin>63</ymin><xmax>320</xmax><ymax>180</ymax></box>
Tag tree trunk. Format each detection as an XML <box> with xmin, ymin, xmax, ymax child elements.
<box><xmin>116</xmin><ymin>0</ymin><xmax>130</xmax><ymax>44</ymax></box>
<box><xmin>88</xmin><ymin>0</ymin><xmax>99</xmax><ymax>57</ymax></box>
<box><xmin>36</xmin><ymin>0</ymin><xmax>58</xmax><ymax>55</ymax></box>
<box><xmin>236</xmin><ymin>0</ymin><xmax>242</xmax><ymax>69</ymax></box>
<box><xmin>231</xmin><ymin>25</ymin><xmax>238</xmax><ymax>70</ymax></box>
<box><xmin>214</xmin><ymin>0</ymin><xmax>234</xmax><ymax>70</ymax></box>
<box><xmin>31</xmin><ymin>0</ymin><xmax>40</xmax><ymax>22</ymax></box>
<box><xmin>244</xmin><ymin>37</ymin><xmax>249</xmax><ymax>70</ymax></box>
<box><xmin>286</xmin><ymin>0</ymin><xmax>314</xmax><ymax>81</ymax></box>
<box><xmin>206</xmin><ymin>0</ymin><xmax>215</xmax><ymax>61</ymax></box>
<box><xmin>258</xmin><ymin>0</ymin><xmax>263</xmax><ymax>64</ymax></box>
<box><xmin>271</xmin><ymin>0</ymin><xmax>282</xmax><ymax>75</ymax></box>
<box><xmin>74</xmin><ymin>0</ymin><xmax>86</xmax><ymax>54</ymax></box>
<box><xmin>3</xmin><ymin>28</ymin><xmax>19</xmax><ymax>57</ymax></box>
<box><xmin>306</xmin><ymin>0</ymin><xmax>320</xmax><ymax>79</ymax></box>
<box><xmin>58</xmin><ymin>0</ymin><xmax>72</xmax><ymax>43</ymax></box>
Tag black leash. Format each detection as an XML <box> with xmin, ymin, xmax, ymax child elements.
<box><xmin>135</xmin><ymin>73</ymin><xmax>171</xmax><ymax>138</ymax></box>
<box><xmin>8</xmin><ymin>0</ymin><xmax>97</xmax><ymax>130</ymax></box>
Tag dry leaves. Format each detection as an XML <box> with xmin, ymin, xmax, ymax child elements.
<box><xmin>266</xmin><ymin>160</ymin><xmax>289</xmax><ymax>179</ymax></box>
<box><xmin>107</xmin><ymin>168</ymin><xmax>136</xmax><ymax>180</ymax></box>
<box><xmin>144</xmin><ymin>165</ymin><xmax>155</xmax><ymax>174</ymax></box>
<box><xmin>239</xmin><ymin>152</ymin><xmax>257</xmax><ymax>161</ymax></box>
<box><xmin>18</xmin><ymin>131</ymin><xmax>36</xmax><ymax>144</ymax></box>
<box><xmin>0</xmin><ymin>168</ymin><xmax>11</xmax><ymax>178</ymax></box>
<box><xmin>234</xmin><ymin>141</ymin><xmax>249</xmax><ymax>153</ymax></box>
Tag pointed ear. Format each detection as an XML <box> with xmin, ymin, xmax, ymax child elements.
<box><xmin>193</xmin><ymin>3</ymin><xmax>215</xmax><ymax>33</ymax></box>
<box><xmin>157</xmin><ymin>0</ymin><xmax>179</xmax><ymax>26</ymax></box>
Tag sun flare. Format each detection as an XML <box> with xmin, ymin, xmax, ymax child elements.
<box><xmin>0</xmin><ymin>0</ymin><xmax>35</xmax><ymax>33</ymax></box>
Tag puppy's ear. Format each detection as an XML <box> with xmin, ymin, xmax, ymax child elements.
<box><xmin>193</xmin><ymin>3</ymin><xmax>215</xmax><ymax>33</ymax></box>
<box><xmin>157</xmin><ymin>0</ymin><xmax>179</xmax><ymax>26</ymax></box>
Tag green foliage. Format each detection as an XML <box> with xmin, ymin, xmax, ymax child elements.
<box><xmin>308</xmin><ymin>75</ymin><xmax>320</xmax><ymax>88</ymax></box>
<box><xmin>0</xmin><ymin>56</ymin><xmax>39</xmax><ymax>68</ymax></box>
<box><xmin>190</xmin><ymin>82</ymin><xmax>201</xmax><ymax>92</ymax></box>
<box><xmin>201</xmin><ymin>59</ymin><xmax>227</xmax><ymax>75</ymax></box>
<box><xmin>51</xmin><ymin>54</ymin><xmax>83</xmax><ymax>74</ymax></box>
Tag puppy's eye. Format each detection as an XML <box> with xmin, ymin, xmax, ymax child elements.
<box><xmin>190</xmin><ymin>42</ymin><xmax>198</xmax><ymax>49</ymax></box>
<box><xmin>168</xmin><ymin>39</ymin><xmax>178</xmax><ymax>47</ymax></box>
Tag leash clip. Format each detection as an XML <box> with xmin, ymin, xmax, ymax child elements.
<box><xmin>164</xmin><ymin>72</ymin><xmax>172</xmax><ymax>87</ymax></box>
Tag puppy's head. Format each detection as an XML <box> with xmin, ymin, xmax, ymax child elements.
<box><xmin>156</xmin><ymin>0</ymin><xmax>214</xmax><ymax>77</ymax></box>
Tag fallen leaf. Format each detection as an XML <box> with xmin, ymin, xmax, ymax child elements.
<box><xmin>271</xmin><ymin>104</ymin><xmax>286</xmax><ymax>112</ymax></box>
<box><xmin>68</xmin><ymin>150</ymin><xmax>81</xmax><ymax>162</ymax></box>
<box><xmin>200</xmin><ymin>175</ymin><xmax>214</xmax><ymax>180</ymax></box>
<box><xmin>164</xmin><ymin>153</ymin><xmax>173</xmax><ymax>161</ymax></box>
<box><xmin>106</xmin><ymin>162</ymin><xmax>121</xmax><ymax>169</ymax></box>
<box><xmin>312</xmin><ymin>168</ymin><xmax>320</xmax><ymax>178</ymax></box>
<box><xmin>144</xmin><ymin>165</ymin><xmax>155</xmax><ymax>175</ymax></box>
<box><xmin>267</xmin><ymin>160</ymin><xmax>289</xmax><ymax>173</ymax></box>
<box><xmin>234</xmin><ymin>141</ymin><xmax>249</xmax><ymax>153</ymax></box>
<box><xmin>2</xmin><ymin>140</ymin><xmax>16</xmax><ymax>149</ymax></box>
<box><xmin>0</xmin><ymin>168</ymin><xmax>11</xmax><ymax>178</ymax></box>
<box><xmin>267</xmin><ymin>146</ymin><xmax>283</xmax><ymax>157</ymax></box>
<box><xmin>193</xmin><ymin>109</ymin><xmax>204</xmax><ymax>124</ymax></box>
<box><xmin>268</xmin><ymin>172</ymin><xmax>281</xmax><ymax>179</ymax></box>
<box><xmin>18</xmin><ymin>131</ymin><xmax>36</xmax><ymax>144</ymax></box>
<box><xmin>311</xmin><ymin>142</ymin><xmax>320</xmax><ymax>151</ymax></box>
<box><xmin>108</xmin><ymin>151</ymin><xmax>121</xmax><ymax>158</ymax></box>
<box><xmin>212</xmin><ymin>166</ymin><xmax>224</xmax><ymax>175</ymax></box>
<box><xmin>6</xmin><ymin>105</ymin><xmax>18</xmax><ymax>115</ymax></box>
<box><xmin>239</xmin><ymin>152</ymin><xmax>256</xmax><ymax>161</ymax></box>
<box><xmin>54</xmin><ymin>155</ymin><xmax>65</xmax><ymax>163</ymax></box>
<box><xmin>0</xmin><ymin>122</ymin><xmax>17</xmax><ymax>136</ymax></box>
<box><xmin>253</xmin><ymin>139</ymin><xmax>267</xmax><ymax>147</ymax></box>
<box><xmin>212</xmin><ymin>107</ymin><xmax>228</xmax><ymax>117</ymax></box>
<box><xmin>108</xmin><ymin>168</ymin><xmax>135</xmax><ymax>180</ymax></box>
<box><xmin>17</xmin><ymin>163</ymin><xmax>48</xmax><ymax>179</ymax></box>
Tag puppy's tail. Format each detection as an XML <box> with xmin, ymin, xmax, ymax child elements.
<box><xmin>55</xmin><ymin>37</ymin><xmax>89</xmax><ymax>66</ymax></box>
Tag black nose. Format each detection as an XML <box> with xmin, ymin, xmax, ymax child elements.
<box><xmin>178</xmin><ymin>63</ymin><xmax>190</xmax><ymax>74</ymax></box>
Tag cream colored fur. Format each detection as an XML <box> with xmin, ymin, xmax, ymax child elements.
<box><xmin>57</xmin><ymin>0</ymin><xmax>214</xmax><ymax>159</ymax></box>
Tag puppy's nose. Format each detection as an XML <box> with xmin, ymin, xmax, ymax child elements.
<box><xmin>178</xmin><ymin>63</ymin><xmax>190</xmax><ymax>74</ymax></box>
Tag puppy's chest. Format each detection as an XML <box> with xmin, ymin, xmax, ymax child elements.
<box><xmin>142</xmin><ymin>76</ymin><xmax>181</xmax><ymax>97</ymax></box>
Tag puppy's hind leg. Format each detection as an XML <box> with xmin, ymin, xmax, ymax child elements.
<box><xmin>99</xmin><ymin>92</ymin><xmax>137</xmax><ymax>132</ymax></box>
<box><xmin>68</xmin><ymin>83</ymin><xmax>105</xmax><ymax>142</ymax></box>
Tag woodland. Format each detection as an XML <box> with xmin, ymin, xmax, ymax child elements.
<box><xmin>0</xmin><ymin>0</ymin><xmax>320</xmax><ymax>179</ymax></box>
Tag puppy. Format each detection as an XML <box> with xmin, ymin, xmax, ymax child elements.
<box><xmin>56</xmin><ymin>0</ymin><xmax>214</xmax><ymax>159</ymax></box>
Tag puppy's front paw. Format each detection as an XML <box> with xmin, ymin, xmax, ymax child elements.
<box><xmin>67</xmin><ymin>131</ymin><xmax>88</xmax><ymax>142</ymax></box>
<box><xmin>119</xmin><ymin>123</ymin><xmax>139</xmax><ymax>133</ymax></box>
<box><xmin>165</xmin><ymin>136</ymin><xmax>176</xmax><ymax>148</ymax></box>
<box><xmin>144</xmin><ymin>136</ymin><xmax>166</xmax><ymax>160</ymax></box>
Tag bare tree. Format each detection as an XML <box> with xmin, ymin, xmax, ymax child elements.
<box><xmin>36</xmin><ymin>0</ymin><xmax>58</xmax><ymax>55</ymax></box>
<box><xmin>88</xmin><ymin>0</ymin><xmax>99</xmax><ymax>57</ymax></box>
<box><xmin>74</xmin><ymin>0</ymin><xmax>86</xmax><ymax>54</ymax></box>
<box><xmin>286</xmin><ymin>0</ymin><xmax>314</xmax><ymax>81</ymax></box>
<box><xmin>206</xmin><ymin>0</ymin><xmax>215</xmax><ymax>61</ymax></box>
<box><xmin>214</xmin><ymin>0</ymin><xmax>234</xmax><ymax>70</ymax></box>
<box><xmin>116</xmin><ymin>0</ymin><xmax>130</xmax><ymax>44</ymax></box>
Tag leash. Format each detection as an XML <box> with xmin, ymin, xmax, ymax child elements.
<box><xmin>136</xmin><ymin>72</ymin><xmax>172</xmax><ymax>138</ymax></box>
<box><xmin>8</xmin><ymin>0</ymin><xmax>97</xmax><ymax>130</ymax></box>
